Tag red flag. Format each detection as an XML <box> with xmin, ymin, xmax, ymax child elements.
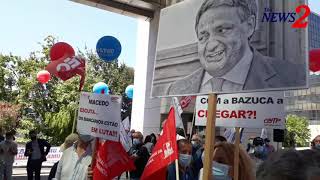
<box><xmin>46</xmin><ymin>55</ymin><xmax>86</xmax><ymax>91</ymax></box>
<box><xmin>93</xmin><ymin>140</ymin><xmax>136</xmax><ymax>180</ymax></box>
<box><xmin>141</xmin><ymin>107</ymin><xmax>178</xmax><ymax>180</ymax></box>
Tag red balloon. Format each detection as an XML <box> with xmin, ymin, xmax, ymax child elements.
<box><xmin>309</xmin><ymin>49</ymin><xmax>320</xmax><ymax>72</ymax></box>
<box><xmin>37</xmin><ymin>70</ymin><xmax>51</xmax><ymax>84</ymax></box>
<box><xmin>50</xmin><ymin>42</ymin><xmax>75</xmax><ymax>61</ymax></box>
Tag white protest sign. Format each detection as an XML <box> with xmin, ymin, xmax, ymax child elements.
<box><xmin>77</xmin><ymin>92</ymin><xmax>121</xmax><ymax>141</ymax></box>
<box><xmin>14</xmin><ymin>147</ymin><xmax>62</xmax><ymax>167</ymax></box>
<box><xmin>120</xmin><ymin>118</ymin><xmax>132</xmax><ymax>152</ymax></box>
<box><xmin>195</xmin><ymin>92</ymin><xmax>285</xmax><ymax>129</ymax></box>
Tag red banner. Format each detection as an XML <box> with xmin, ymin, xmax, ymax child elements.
<box><xmin>93</xmin><ymin>140</ymin><xmax>135</xmax><ymax>180</ymax></box>
<box><xmin>141</xmin><ymin>107</ymin><xmax>177</xmax><ymax>180</ymax></box>
<box><xmin>46</xmin><ymin>55</ymin><xmax>86</xmax><ymax>91</ymax></box>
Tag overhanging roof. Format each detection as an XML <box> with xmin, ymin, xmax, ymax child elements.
<box><xmin>71</xmin><ymin>0</ymin><xmax>167</xmax><ymax>20</ymax></box>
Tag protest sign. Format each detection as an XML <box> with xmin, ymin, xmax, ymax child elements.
<box><xmin>14</xmin><ymin>147</ymin><xmax>62</xmax><ymax>167</ymax></box>
<box><xmin>195</xmin><ymin>92</ymin><xmax>285</xmax><ymax>129</ymax></box>
<box><xmin>77</xmin><ymin>92</ymin><xmax>122</xmax><ymax>141</ymax></box>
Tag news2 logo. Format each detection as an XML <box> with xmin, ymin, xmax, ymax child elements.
<box><xmin>262</xmin><ymin>5</ymin><xmax>310</xmax><ymax>28</ymax></box>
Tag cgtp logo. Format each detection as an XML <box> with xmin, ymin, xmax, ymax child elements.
<box><xmin>264</xmin><ymin>118</ymin><xmax>281</xmax><ymax>126</ymax></box>
<box><xmin>56</xmin><ymin>56</ymin><xmax>82</xmax><ymax>72</ymax></box>
<box><xmin>262</xmin><ymin>5</ymin><xmax>310</xmax><ymax>28</ymax></box>
<box><xmin>163</xmin><ymin>141</ymin><xmax>174</xmax><ymax>159</ymax></box>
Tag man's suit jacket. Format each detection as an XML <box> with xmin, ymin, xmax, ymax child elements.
<box><xmin>24</xmin><ymin>139</ymin><xmax>51</xmax><ymax>162</ymax></box>
<box><xmin>167</xmin><ymin>49</ymin><xmax>306</xmax><ymax>95</ymax></box>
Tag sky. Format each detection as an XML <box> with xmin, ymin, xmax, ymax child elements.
<box><xmin>0</xmin><ymin>0</ymin><xmax>319</xmax><ymax>68</ymax></box>
<box><xmin>0</xmin><ymin>0</ymin><xmax>138</xmax><ymax>67</ymax></box>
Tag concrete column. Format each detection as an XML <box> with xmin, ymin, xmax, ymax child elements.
<box><xmin>131</xmin><ymin>10</ymin><xmax>161</xmax><ymax>136</ymax></box>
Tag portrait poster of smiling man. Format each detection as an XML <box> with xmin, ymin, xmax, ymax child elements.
<box><xmin>151</xmin><ymin>0</ymin><xmax>308</xmax><ymax>97</ymax></box>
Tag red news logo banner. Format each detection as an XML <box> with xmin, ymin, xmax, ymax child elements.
<box><xmin>195</xmin><ymin>92</ymin><xmax>285</xmax><ymax>129</ymax></box>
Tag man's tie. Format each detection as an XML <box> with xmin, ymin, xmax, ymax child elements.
<box><xmin>211</xmin><ymin>78</ymin><xmax>225</xmax><ymax>91</ymax></box>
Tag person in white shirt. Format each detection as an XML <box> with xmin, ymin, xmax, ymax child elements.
<box><xmin>0</xmin><ymin>132</ymin><xmax>18</xmax><ymax>180</ymax></box>
<box><xmin>54</xmin><ymin>134</ymin><xmax>94</xmax><ymax>180</ymax></box>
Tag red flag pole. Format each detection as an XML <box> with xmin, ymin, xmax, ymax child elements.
<box><xmin>175</xmin><ymin>159</ymin><xmax>180</xmax><ymax>180</ymax></box>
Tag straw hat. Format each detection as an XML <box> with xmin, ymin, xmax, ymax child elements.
<box><xmin>60</xmin><ymin>133</ymin><xmax>79</xmax><ymax>151</ymax></box>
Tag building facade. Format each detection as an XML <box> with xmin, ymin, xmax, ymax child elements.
<box><xmin>309</xmin><ymin>12</ymin><xmax>320</xmax><ymax>49</ymax></box>
<box><xmin>285</xmin><ymin>12</ymin><xmax>320</xmax><ymax>141</ymax></box>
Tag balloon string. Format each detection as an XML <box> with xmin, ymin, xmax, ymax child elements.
<box><xmin>43</xmin><ymin>84</ymin><xmax>47</xmax><ymax>90</ymax></box>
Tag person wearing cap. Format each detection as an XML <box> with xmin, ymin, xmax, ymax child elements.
<box><xmin>25</xmin><ymin>130</ymin><xmax>51</xmax><ymax>180</ymax></box>
<box><xmin>249</xmin><ymin>137</ymin><xmax>267</xmax><ymax>167</ymax></box>
<box><xmin>54</xmin><ymin>134</ymin><xmax>94</xmax><ymax>180</ymax></box>
<box><xmin>48</xmin><ymin>133</ymin><xmax>79</xmax><ymax>180</ymax></box>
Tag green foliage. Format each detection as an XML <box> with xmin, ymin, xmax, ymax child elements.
<box><xmin>284</xmin><ymin>114</ymin><xmax>311</xmax><ymax>147</ymax></box>
<box><xmin>1</xmin><ymin>36</ymin><xmax>134</xmax><ymax>145</ymax></box>
<box><xmin>16</xmin><ymin>118</ymin><xmax>39</xmax><ymax>144</ymax></box>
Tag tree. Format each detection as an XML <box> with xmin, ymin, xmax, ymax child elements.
<box><xmin>3</xmin><ymin>36</ymin><xmax>134</xmax><ymax>145</ymax></box>
<box><xmin>284</xmin><ymin>114</ymin><xmax>311</xmax><ymax>147</ymax></box>
<box><xmin>0</xmin><ymin>102</ymin><xmax>20</xmax><ymax>133</ymax></box>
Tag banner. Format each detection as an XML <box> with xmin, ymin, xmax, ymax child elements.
<box><xmin>77</xmin><ymin>92</ymin><xmax>122</xmax><ymax>141</ymax></box>
<box><xmin>141</xmin><ymin>107</ymin><xmax>178</xmax><ymax>180</ymax></box>
<box><xmin>93</xmin><ymin>140</ymin><xmax>135</xmax><ymax>180</ymax></box>
<box><xmin>172</xmin><ymin>97</ymin><xmax>184</xmax><ymax>130</ymax></box>
<box><xmin>195</xmin><ymin>92</ymin><xmax>285</xmax><ymax>129</ymax></box>
<box><xmin>14</xmin><ymin>147</ymin><xmax>62</xmax><ymax>167</ymax></box>
<box><xmin>180</xmin><ymin>96</ymin><xmax>194</xmax><ymax>109</ymax></box>
<box><xmin>120</xmin><ymin>118</ymin><xmax>132</xmax><ymax>152</ymax></box>
<box><xmin>151</xmin><ymin>0</ymin><xmax>307</xmax><ymax>97</ymax></box>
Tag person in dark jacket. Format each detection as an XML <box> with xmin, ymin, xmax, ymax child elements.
<box><xmin>24</xmin><ymin>130</ymin><xmax>51</xmax><ymax>180</ymax></box>
<box><xmin>128</xmin><ymin>131</ymin><xmax>150</xmax><ymax>180</ymax></box>
<box><xmin>167</xmin><ymin>139</ymin><xmax>196</xmax><ymax>180</ymax></box>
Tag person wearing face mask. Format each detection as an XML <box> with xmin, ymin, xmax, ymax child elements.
<box><xmin>199</xmin><ymin>142</ymin><xmax>255</xmax><ymax>180</ymax></box>
<box><xmin>48</xmin><ymin>133</ymin><xmax>79</xmax><ymax>180</ymax></box>
<box><xmin>167</xmin><ymin>139</ymin><xmax>196</xmax><ymax>180</ymax></box>
<box><xmin>311</xmin><ymin>135</ymin><xmax>320</xmax><ymax>150</ymax></box>
<box><xmin>253</xmin><ymin>137</ymin><xmax>267</xmax><ymax>161</ymax></box>
<box><xmin>25</xmin><ymin>130</ymin><xmax>51</xmax><ymax>180</ymax></box>
<box><xmin>0</xmin><ymin>132</ymin><xmax>18</xmax><ymax>180</ymax></box>
<box><xmin>53</xmin><ymin>134</ymin><xmax>93</xmax><ymax>180</ymax></box>
<box><xmin>191</xmin><ymin>134</ymin><xmax>202</xmax><ymax>154</ymax></box>
<box><xmin>128</xmin><ymin>131</ymin><xmax>150</xmax><ymax>180</ymax></box>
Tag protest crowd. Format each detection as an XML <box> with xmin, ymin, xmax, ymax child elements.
<box><xmin>0</xmin><ymin>0</ymin><xmax>317</xmax><ymax>179</ymax></box>
<box><xmin>0</xmin><ymin>112</ymin><xmax>319</xmax><ymax>180</ymax></box>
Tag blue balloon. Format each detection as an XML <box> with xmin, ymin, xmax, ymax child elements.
<box><xmin>93</xmin><ymin>82</ymin><xmax>109</xmax><ymax>95</ymax></box>
<box><xmin>96</xmin><ymin>36</ymin><xmax>122</xmax><ymax>62</ymax></box>
<box><xmin>125</xmin><ymin>85</ymin><xmax>134</xmax><ymax>99</ymax></box>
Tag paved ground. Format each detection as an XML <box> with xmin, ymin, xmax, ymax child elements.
<box><xmin>12</xmin><ymin>167</ymin><xmax>130</xmax><ymax>180</ymax></box>
<box><xmin>12</xmin><ymin>167</ymin><xmax>50</xmax><ymax>180</ymax></box>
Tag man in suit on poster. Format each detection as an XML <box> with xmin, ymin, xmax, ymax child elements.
<box><xmin>167</xmin><ymin>0</ymin><xmax>305</xmax><ymax>95</ymax></box>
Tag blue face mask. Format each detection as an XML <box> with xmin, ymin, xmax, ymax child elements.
<box><xmin>212</xmin><ymin>161</ymin><xmax>232</xmax><ymax>180</ymax></box>
<box><xmin>315</xmin><ymin>144</ymin><xmax>320</xmax><ymax>150</ymax></box>
<box><xmin>133</xmin><ymin>138</ymin><xmax>141</xmax><ymax>145</ymax></box>
<box><xmin>179</xmin><ymin>153</ymin><xmax>192</xmax><ymax>167</ymax></box>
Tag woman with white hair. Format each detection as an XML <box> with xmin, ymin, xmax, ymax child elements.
<box><xmin>48</xmin><ymin>133</ymin><xmax>79</xmax><ymax>180</ymax></box>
